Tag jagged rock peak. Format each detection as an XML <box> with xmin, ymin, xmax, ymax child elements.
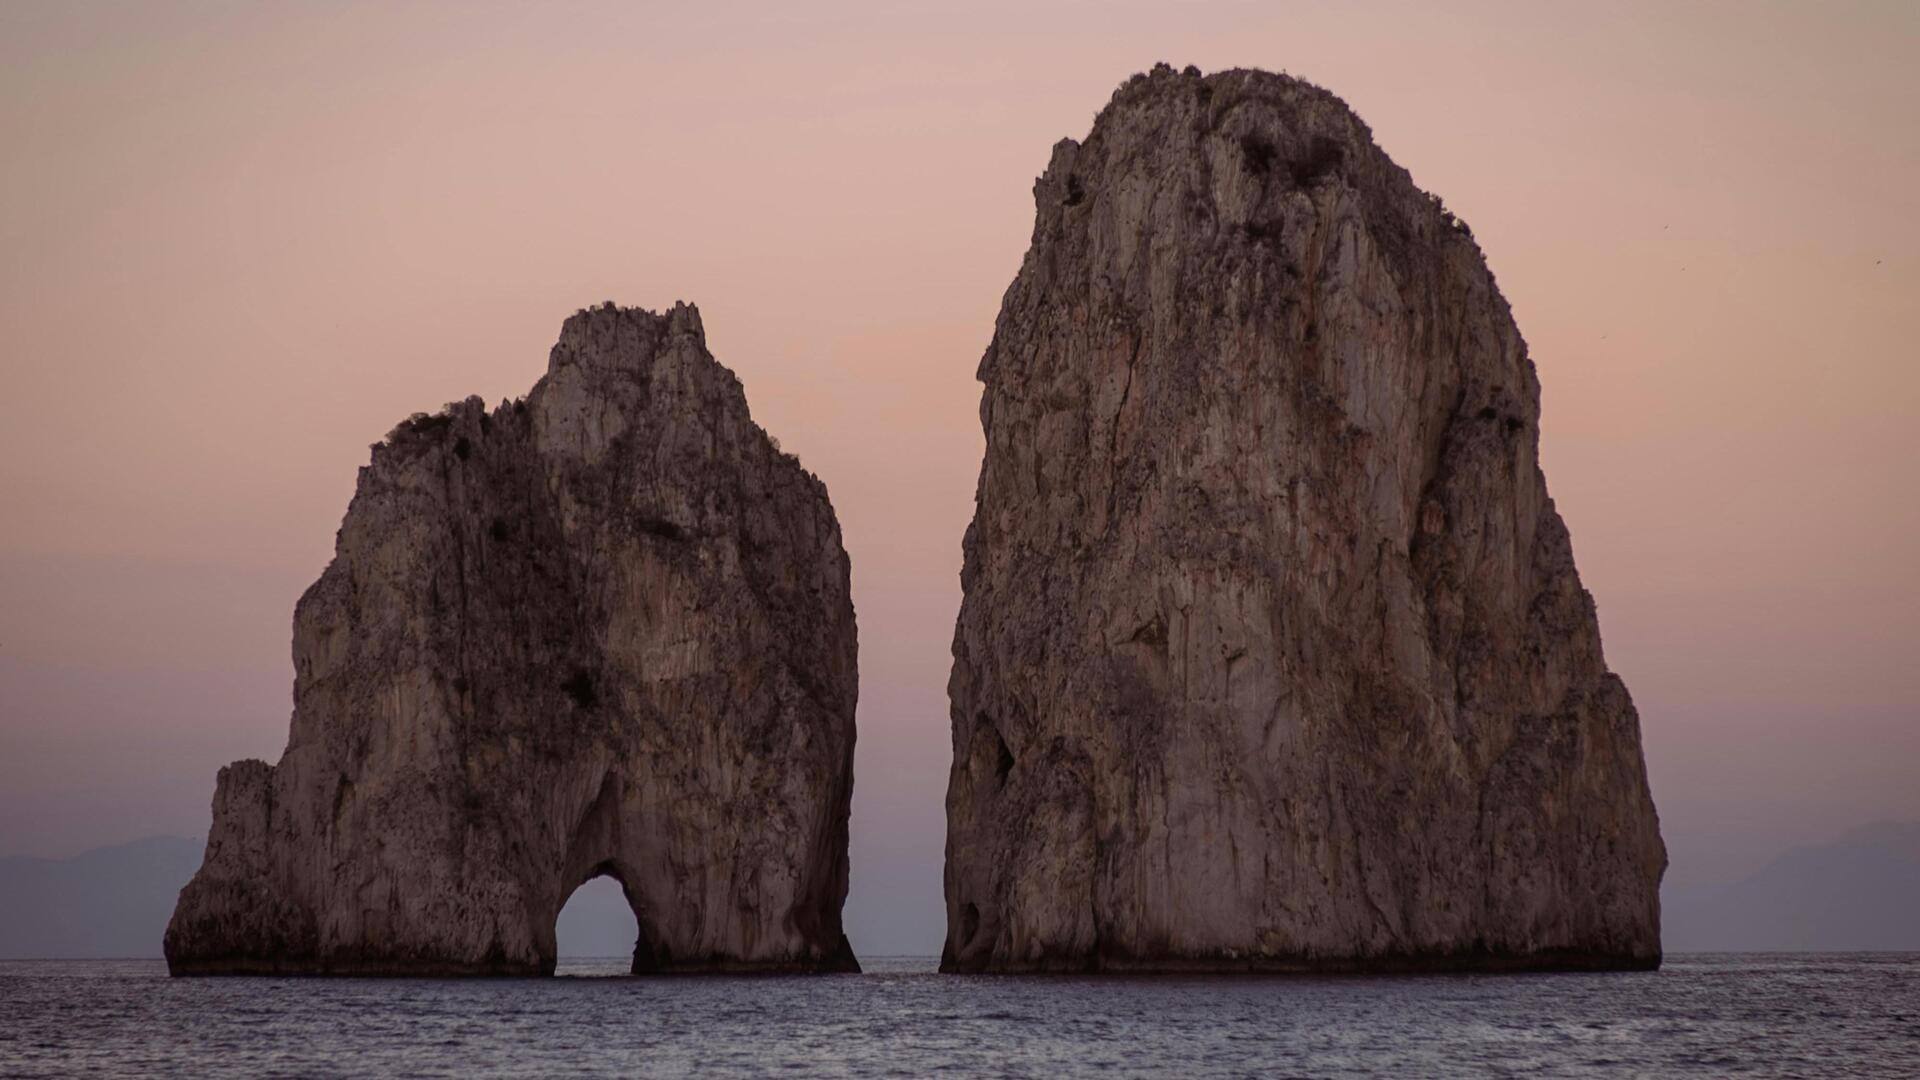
<box><xmin>942</xmin><ymin>65</ymin><xmax>1665</xmax><ymax>973</ymax></box>
<box><xmin>167</xmin><ymin>302</ymin><xmax>859</xmax><ymax>975</ymax></box>
<box><xmin>551</xmin><ymin>300</ymin><xmax>708</xmax><ymax>373</ymax></box>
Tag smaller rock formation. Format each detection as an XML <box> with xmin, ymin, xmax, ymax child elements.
<box><xmin>943</xmin><ymin>65</ymin><xmax>1666</xmax><ymax>972</ymax></box>
<box><xmin>166</xmin><ymin>302</ymin><xmax>859</xmax><ymax>975</ymax></box>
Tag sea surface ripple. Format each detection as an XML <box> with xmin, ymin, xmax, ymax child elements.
<box><xmin>1</xmin><ymin>953</ymin><xmax>1914</xmax><ymax>1077</ymax></box>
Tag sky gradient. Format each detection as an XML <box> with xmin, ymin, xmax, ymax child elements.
<box><xmin>2</xmin><ymin>0</ymin><xmax>1915</xmax><ymax>955</ymax></box>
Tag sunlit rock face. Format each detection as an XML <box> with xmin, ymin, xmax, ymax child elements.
<box><xmin>166</xmin><ymin>303</ymin><xmax>859</xmax><ymax>975</ymax></box>
<box><xmin>942</xmin><ymin>65</ymin><xmax>1665</xmax><ymax>973</ymax></box>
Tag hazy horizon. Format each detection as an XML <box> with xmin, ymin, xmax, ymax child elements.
<box><xmin>3</xmin><ymin>1</ymin><xmax>1916</xmax><ymax>957</ymax></box>
<box><xmin>7</xmin><ymin>820</ymin><xmax>1920</xmax><ymax>959</ymax></box>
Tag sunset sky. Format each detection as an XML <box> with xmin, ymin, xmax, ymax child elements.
<box><xmin>2</xmin><ymin>0</ymin><xmax>1914</xmax><ymax>954</ymax></box>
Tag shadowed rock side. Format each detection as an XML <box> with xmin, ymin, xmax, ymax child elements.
<box><xmin>943</xmin><ymin>65</ymin><xmax>1665</xmax><ymax>973</ymax></box>
<box><xmin>166</xmin><ymin>303</ymin><xmax>859</xmax><ymax>975</ymax></box>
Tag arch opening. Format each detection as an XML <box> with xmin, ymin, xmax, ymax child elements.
<box><xmin>555</xmin><ymin>870</ymin><xmax>640</xmax><ymax>976</ymax></box>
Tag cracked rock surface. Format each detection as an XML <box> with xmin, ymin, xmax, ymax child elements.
<box><xmin>943</xmin><ymin>65</ymin><xmax>1665</xmax><ymax>973</ymax></box>
<box><xmin>167</xmin><ymin>303</ymin><xmax>859</xmax><ymax>975</ymax></box>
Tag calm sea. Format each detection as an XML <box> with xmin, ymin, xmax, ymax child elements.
<box><xmin>1</xmin><ymin>954</ymin><xmax>1914</xmax><ymax>1076</ymax></box>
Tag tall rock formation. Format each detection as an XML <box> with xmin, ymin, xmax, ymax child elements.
<box><xmin>943</xmin><ymin>65</ymin><xmax>1665</xmax><ymax>973</ymax></box>
<box><xmin>167</xmin><ymin>303</ymin><xmax>859</xmax><ymax>975</ymax></box>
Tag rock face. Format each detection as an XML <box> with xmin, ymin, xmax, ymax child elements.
<box><xmin>943</xmin><ymin>66</ymin><xmax>1665</xmax><ymax>973</ymax></box>
<box><xmin>167</xmin><ymin>303</ymin><xmax>859</xmax><ymax>975</ymax></box>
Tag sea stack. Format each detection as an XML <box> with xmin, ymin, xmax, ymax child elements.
<box><xmin>943</xmin><ymin>65</ymin><xmax>1665</xmax><ymax>972</ymax></box>
<box><xmin>166</xmin><ymin>303</ymin><xmax>859</xmax><ymax>975</ymax></box>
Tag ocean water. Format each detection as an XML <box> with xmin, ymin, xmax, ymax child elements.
<box><xmin>1</xmin><ymin>954</ymin><xmax>1914</xmax><ymax>1077</ymax></box>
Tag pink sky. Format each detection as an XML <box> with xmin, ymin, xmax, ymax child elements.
<box><xmin>2</xmin><ymin>1</ymin><xmax>1915</xmax><ymax>953</ymax></box>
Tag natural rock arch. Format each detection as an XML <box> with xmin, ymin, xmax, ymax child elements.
<box><xmin>541</xmin><ymin>771</ymin><xmax>700</xmax><ymax>974</ymax></box>
<box><xmin>166</xmin><ymin>303</ymin><xmax>859</xmax><ymax>976</ymax></box>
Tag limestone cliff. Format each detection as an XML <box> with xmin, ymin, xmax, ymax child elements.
<box><xmin>943</xmin><ymin>65</ymin><xmax>1665</xmax><ymax>972</ymax></box>
<box><xmin>167</xmin><ymin>303</ymin><xmax>859</xmax><ymax>975</ymax></box>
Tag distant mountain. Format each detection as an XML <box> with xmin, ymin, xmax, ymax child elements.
<box><xmin>0</xmin><ymin>836</ymin><xmax>642</xmax><ymax>961</ymax></box>
<box><xmin>10</xmin><ymin>826</ymin><xmax>1913</xmax><ymax>960</ymax></box>
<box><xmin>0</xmin><ymin>836</ymin><xmax>203</xmax><ymax>959</ymax></box>
<box><xmin>1664</xmin><ymin>822</ymin><xmax>1920</xmax><ymax>952</ymax></box>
